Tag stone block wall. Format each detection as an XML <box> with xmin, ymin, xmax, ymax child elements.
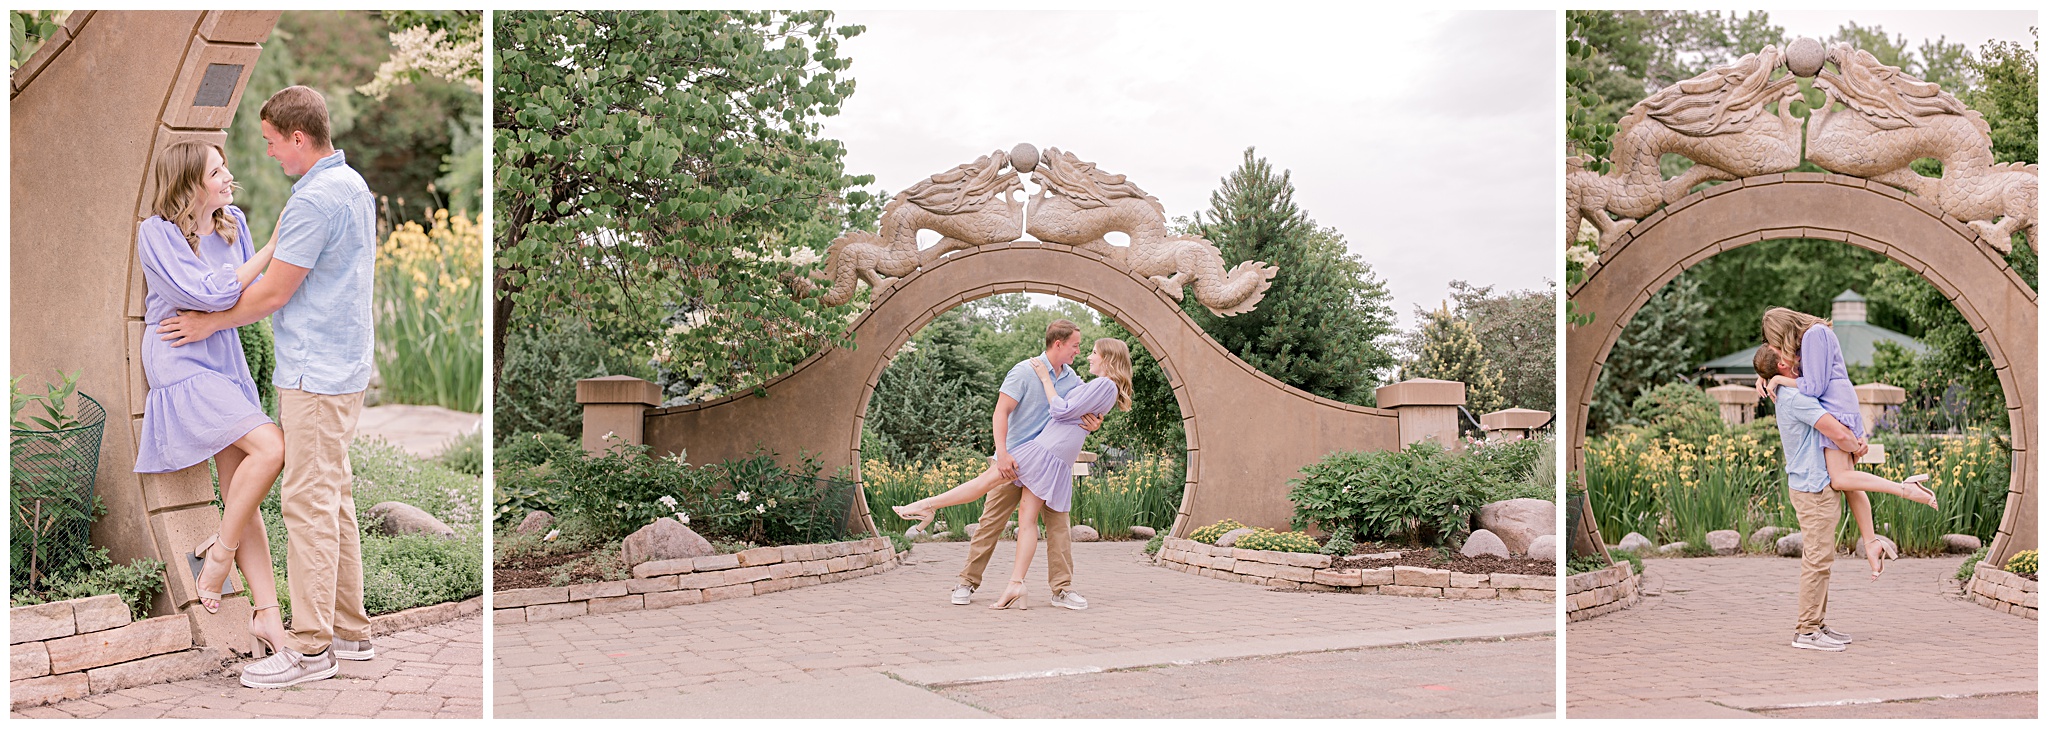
<box><xmin>1153</xmin><ymin>537</ymin><xmax>1555</xmax><ymax>602</ymax></box>
<box><xmin>493</xmin><ymin>537</ymin><xmax>903</xmax><ymax>624</ymax></box>
<box><xmin>10</xmin><ymin>595</ymin><xmax>227</xmax><ymax>709</ymax></box>
<box><xmin>1565</xmin><ymin>562</ymin><xmax>1640</xmax><ymax>622</ymax></box>
<box><xmin>1965</xmin><ymin>566</ymin><xmax>2038</xmax><ymax>620</ymax></box>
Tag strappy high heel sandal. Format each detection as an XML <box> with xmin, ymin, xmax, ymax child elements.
<box><xmin>186</xmin><ymin>534</ymin><xmax>237</xmax><ymax>614</ymax></box>
<box><xmin>989</xmin><ymin>579</ymin><xmax>1028</xmax><ymax>610</ymax></box>
<box><xmin>248</xmin><ymin>603</ymin><xmax>287</xmax><ymax>657</ymax></box>
<box><xmin>892</xmin><ymin>504</ymin><xmax>936</xmax><ymax>536</ymax></box>
<box><xmin>1902</xmin><ymin>474</ymin><xmax>1937</xmax><ymax>509</ymax></box>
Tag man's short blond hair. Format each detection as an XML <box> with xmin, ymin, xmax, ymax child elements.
<box><xmin>260</xmin><ymin>85</ymin><xmax>332</xmax><ymax>148</ymax></box>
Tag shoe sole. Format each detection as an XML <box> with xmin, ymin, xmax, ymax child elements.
<box><xmin>951</xmin><ymin>597</ymin><xmax>972</xmax><ymax>605</ymax></box>
<box><xmin>240</xmin><ymin>662</ymin><xmax>339</xmax><ymax>689</ymax></box>
<box><xmin>334</xmin><ymin>648</ymin><xmax>375</xmax><ymax>661</ymax></box>
<box><xmin>1050</xmin><ymin>601</ymin><xmax>1087</xmax><ymax>610</ymax></box>
<box><xmin>1789</xmin><ymin>641</ymin><xmax>1844</xmax><ymax>652</ymax></box>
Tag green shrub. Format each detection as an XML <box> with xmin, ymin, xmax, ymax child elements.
<box><xmin>1631</xmin><ymin>382</ymin><xmax>1723</xmax><ymax>440</ymax></box>
<box><xmin>543</xmin><ymin>442</ymin><xmax>855</xmax><ymax>546</ymax></box>
<box><xmin>495</xmin><ymin>430</ymin><xmax>578</xmax><ymax>471</ymax></box>
<box><xmin>2005</xmin><ymin>550</ymin><xmax>2038</xmax><ymax>579</ymax></box>
<box><xmin>360</xmin><ymin>533</ymin><xmax>484</xmax><ymax>615</ymax></box>
<box><xmin>496</xmin><ymin>310</ymin><xmax>652</xmax><ymax>445</ymax></box>
<box><xmin>1189</xmin><ymin>519</ymin><xmax>1248</xmax><ymax>545</ymax></box>
<box><xmin>436</xmin><ymin>430</ymin><xmax>483</xmax><ymax>476</ymax></box>
<box><xmin>1287</xmin><ymin>442</ymin><xmax>1489</xmax><ymax>547</ymax></box>
<box><xmin>1319</xmin><ymin>524</ymin><xmax>1357</xmax><ymax>556</ymax></box>
<box><xmin>1233</xmin><ymin>529</ymin><xmax>1320</xmax><ymax>554</ymax></box>
<box><xmin>1144</xmin><ymin>533</ymin><xmax>1164</xmax><ymax>555</ymax></box>
<box><xmin>1565</xmin><ymin>555</ymin><xmax>1607</xmax><ymax>575</ymax></box>
<box><xmin>9</xmin><ymin>548</ymin><xmax>164</xmax><ymax>621</ymax></box>
<box><xmin>1957</xmin><ymin>546</ymin><xmax>1990</xmax><ymax>581</ymax></box>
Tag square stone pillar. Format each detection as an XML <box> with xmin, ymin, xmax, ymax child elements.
<box><xmin>1374</xmin><ymin>378</ymin><xmax>1466</xmax><ymax>451</ymax></box>
<box><xmin>1707</xmin><ymin>384</ymin><xmax>1759</xmax><ymax>426</ymax></box>
<box><xmin>1855</xmin><ymin>383</ymin><xmax>1906</xmax><ymax>433</ymax></box>
<box><xmin>1480</xmin><ymin>407</ymin><xmax>1551</xmax><ymax>442</ymax></box>
<box><xmin>577</xmin><ymin>376</ymin><xmax>662</xmax><ymax>454</ymax></box>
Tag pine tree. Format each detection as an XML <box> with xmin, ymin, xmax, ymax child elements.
<box><xmin>1401</xmin><ymin>304</ymin><xmax>1506</xmax><ymax>417</ymax></box>
<box><xmin>1589</xmin><ymin>277</ymin><xmax>1708</xmax><ymax>433</ymax></box>
<box><xmin>1191</xmin><ymin>148</ymin><xmax>1398</xmax><ymax>406</ymax></box>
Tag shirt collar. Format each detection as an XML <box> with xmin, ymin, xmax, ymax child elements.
<box><xmin>1036</xmin><ymin>354</ymin><xmax>1073</xmax><ymax>378</ymax></box>
<box><xmin>290</xmin><ymin>149</ymin><xmax>348</xmax><ymax>193</ymax></box>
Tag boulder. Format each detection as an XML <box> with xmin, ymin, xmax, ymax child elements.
<box><xmin>1215</xmin><ymin>528</ymin><xmax>1256</xmax><ymax>548</ymax></box>
<box><xmin>1617</xmin><ymin>532</ymin><xmax>1654</xmax><ymax>553</ymax></box>
<box><xmin>1854</xmin><ymin>535</ymin><xmax>1898</xmax><ymax>560</ymax></box>
<box><xmin>1706</xmin><ymin>530</ymin><xmax>1741</xmax><ymax>555</ymax></box>
<box><xmin>621</xmin><ymin>517</ymin><xmax>714</xmax><ymax>568</ymax></box>
<box><xmin>1476</xmin><ymin>498</ymin><xmax>1556</xmax><ymax>555</ymax></box>
<box><xmin>1525</xmin><ymin>534</ymin><xmax>1558</xmax><ymax>561</ymax></box>
<box><xmin>1461</xmin><ymin>529</ymin><xmax>1511</xmax><ymax>558</ymax></box>
<box><xmin>1071</xmin><ymin>525</ymin><xmax>1100</xmax><ymax>543</ymax></box>
<box><xmin>1942</xmin><ymin>534</ymin><xmax>1982</xmax><ymax>554</ymax></box>
<box><xmin>1128</xmin><ymin>525</ymin><xmax>1156</xmax><ymax>539</ymax></box>
<box><xmin>1750</xmin><ymin>526</ymin><xmax>1790</xmax><ymax>549</ymax></box>
<box><xmin>516</xmin><ymin>510</ymin><xmax>554</xmax><ymax>535</ymax></box>
<box><xmin>1658</xmin><ymin>542</ymin><xmax>1688</xmax><ymax>555</ymax></box>
<box><xmin>367</xmin><ymin>501</ymin><xmax>455</xmax><ymax>539</ymax></box>
<box><xmin>964</xmin><ymin>523</ymin><xmax>980</xmax><ymax>539</ymax></box>
<box><xmin>1776</xmin><ymin>532</ymin><xmax>1803</xmax><ymax>557</ymax></box>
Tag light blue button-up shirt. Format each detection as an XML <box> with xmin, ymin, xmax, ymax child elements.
<box><xmin>1773</xmin><ymin>386</ymin><xmax>1834</xmax><ymax>493</ymax></box>
<box><xmin>998</xmin><ymin>354</ymin><xmax>1081</xmax><ymax>451</ymax></box>
<box><xmin>271</xmin><ymin>150</ymin><xmax>376</xmax><ymax>395</ymax></box>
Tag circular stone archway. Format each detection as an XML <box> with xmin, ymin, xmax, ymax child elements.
<box><xmin>643</xmin><ymin>241</ymin><xmax>1403</xmax><ymax>537</ymax></box>
<box><xmin>1568</xmin><ymin>174</ymin><xmax>2037</xmax><ymax>566</ymax></box>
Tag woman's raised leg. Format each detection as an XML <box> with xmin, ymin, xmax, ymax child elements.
<box><xmin>894</xmin><ymin>464</ymin><xmax>1011</xmax><ymax>528</ymax></box>
<box><xmin>1823</xmin><ymin>447</ymin><xmax>1936</xmax><ymax>508</ymax></box>
<box><xmin>991</xmin><ymin>490</ymin><xmax>1046</xmax><ymax>610</ymax></box>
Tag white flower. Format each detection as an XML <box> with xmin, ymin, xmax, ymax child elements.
<box><xmin>543</xmin><ymin>529</ymin><xmax>560</xmax><ymax>542</ymax></box>
<box><xmin>604</xmin><ymin>431</ymin><xmax>618</xmax><ymax>441</ymax></box>
<box><xmin>755</xmin><ymin>504</ymin><xmax>767</xmax><ymax>514</ymax></box>
<box><xmin>657</xmin><ymin>495</ymin><xmax>678</xmax><ymax>509</ymax></box>
<box><xmin>677</xmin><ymin>512</ymin><xmax>690</xmax><ymax>525</ymax></box>
<box><xmin>735</xmin><ymin>491</ymin><xmax>751</xmax><ymax>503</ymax></box>
<box><xmin>765</xmin><ymin>498</ymin><xmax>778</xmax><ymax>509</ymax></box>
<box><xmin>1567</xmin><ymin>245</ymin><xmax>1598</xmax><ymax>268</ymax></box>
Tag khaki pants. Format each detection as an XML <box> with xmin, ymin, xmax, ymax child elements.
<box><xmin>1788</xmin><ymin>486</ymin><xmax>1841</xmax><ymax>633</ymax></box>
<box><xmin>958</xmin><ymin>480</ymin><xmax>1073</xmax><ymax>594</ymax></box>
<box><xmin>278</xmin><ymin>388</ymin><xmax>371</xmax><ymax>654</ymax></box>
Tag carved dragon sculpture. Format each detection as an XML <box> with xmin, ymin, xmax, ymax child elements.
<box><xmin>817</xmin><ymin>150</ymin><xmax>1025</xmax><ymax>306</ymax></box>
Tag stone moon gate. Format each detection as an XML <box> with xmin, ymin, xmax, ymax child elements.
<box><xmin>1566</xmin><ymin>39</ymin><xmax>2037</xmax><ymax>568</ymax></box>
<box><xmin>12</xmin><ymin>10</ymin><xmax>284</xmax><ymax>649</ymax></box>
<box><xmin>586</xmin><ymin>146</ymin><xmax>1495</xmax><ymax>538</ymax></box>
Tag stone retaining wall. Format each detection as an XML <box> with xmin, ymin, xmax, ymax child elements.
<box><xmin>1966</xmin><ymin>566</ymin><xmax>2038</xmax><ymax>620</ymax></box>
<box><xmin>1154</xmin><ymin>538</ymin><xmax>1554</xmax><ymax>601</ymax></box>
<box><xmin>494</xmin><ymin>536</ymin><xmax>903</xmax><ymax>624</ymax></box>
<box><xmin>10</xmin><ymin>595</ymin><xmax>227</xmax><ymax>709</ymax></box>
<box><xmin>1565</xmin><ymin>562</ymin><xmax>1640</xmax><ymax>622</ymax></box>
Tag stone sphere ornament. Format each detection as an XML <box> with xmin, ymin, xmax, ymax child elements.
<box><xmin>1008</xmin><ymin>143</ymin><xmax>1039</xmax><ymax>173</ymax></box>
<box><xmin>1785</xmin><ymin>37</ymin><xmax>1825</xmax><ymax>77</ymax></box>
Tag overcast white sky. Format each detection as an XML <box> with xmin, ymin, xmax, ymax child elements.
<box><xmin>817</xmin><ymin>9</ymin><xmax>1557</xmax><ymax>331</ymax></box>
<box><xmin>1770</xmin><ymin>10</ymin><xmax>2036</xmax><ymax>50</ymax></box>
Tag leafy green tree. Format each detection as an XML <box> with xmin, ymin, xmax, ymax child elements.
<box><xmin>866</xmin><ymin>350</ymin><xmax>992</xmax><ymax>463</ymax></box>
<box><xmin>1190</xmin><ymin>149</ymin><xmax>1398</xmax><ymax>406</ymax></box>
<box><xmin>1445</xmin><ymin>280</ymin><xmax>1556</xmax><ymax>414</ymax></box>
<box><xmin>1401</xmin><ymin>304</ymin><xmax>1505</xmax><ymax>420</ymax></box>
<box><xmin>1090</xmin><ymin>320</ymin><xmax>1184</xmax><ymax>456</ymax></box>
<box><xmin>495</xmin><ymin>310</ymin><xmax>654</xmax><ymax>445</ymax></box>
<box><xmin>493</xmin><ymin>10</ymin><xmax>872</xmax><ymax>395</ymax></box>
<box><xmin>1589</xmin><ymin>277</ymin><xmax>1708</xmax><ymax>434</ymax></box>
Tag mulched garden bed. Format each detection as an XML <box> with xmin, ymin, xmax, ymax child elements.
<box><xmin>493</xmin><ymin>547</ymin><xmax>623</xmax><ymax>590</ymax></box>
<box><xmin>1329</xmin><ymin>550</ymin><xmax>1556</xmax><ymax>576</ymax></box>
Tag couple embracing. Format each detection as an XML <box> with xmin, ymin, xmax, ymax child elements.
<box><xmin>1752</xmin><ymin>307</ymin><xmax>1938</xmax><ymax>652</ymax></box>
<box><xmin>135</xmin><ymin>85</ymin><xmax>377</xmax><ymax>687</ymax></box>
<box><xmin>889</xmin><ymin>320</ymin><xmax>1135</xmax><ymax>610</ymax></box>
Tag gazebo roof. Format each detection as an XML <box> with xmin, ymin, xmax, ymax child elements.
<box><xmin>1700</xmin><ymin>293</ymin><xmax>1926</xmax><ymax>375</ymax></box>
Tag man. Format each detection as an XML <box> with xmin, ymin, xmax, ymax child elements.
<box><xmin>161</xmin><ymin>86</ymin><xmax>378</xmax><ymax>687</ymax></box>
<box><xmin>1755</xmin><ymin>345</ymin><xmax>1865</xmax><ymax>652</ymax></box>
<box><xmin>953</xmin><ymin>320</ymin><xmax>1101</xmax><ymax>609</ymax></box>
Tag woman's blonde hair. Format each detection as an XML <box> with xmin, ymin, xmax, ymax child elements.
<box><xmin>1090</xmin><ymin>338</ymin><xmax>1135</xmax><ymax>412</ymax></box>
<box><xmin>150</xmin><ymin>140</ymin><xmax>239</xmax><ymax>252</ymax></box>
<box><xmin>1761</xmin><ymin>307</ymin><xmax>1829</xmax><ymax>357</ymax></box>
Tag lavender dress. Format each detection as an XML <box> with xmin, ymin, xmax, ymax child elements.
<box><xmin>133</xmin><ymin>206</ymin><xmax>272</xmax><ymax>474</ymax></box>
<box><xmin>1009</xmin><ymin>376</ymin><xmax>1120</xmax><ymax>513</ymax></box>
<box><xmin>1797</xmin><ymin>325</ymin><xmax>1862</xmax><ymax>448</ymax></box>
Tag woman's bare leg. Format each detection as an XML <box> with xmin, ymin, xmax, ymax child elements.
<box><xmin>1843</xmin><ymin>488</ymin><xmax>1881</xmax><ymax>577</ymax></box>
<box><xmin>901</xmin><ymin>465</ymin><xmax>1011</xmax><ymax>514</ymax></box>
<box><xmin>1823</xmin><ymin>448</ymin><xmax>1935</xmax><ymax>507</ymax></box>
<box><xmin>993</xmin><ymin>490</ymin><xmax>1046</xmax><ymax>609</ymax></box>
<box><xmin>216</xmin><ymin>425</ymin><xmax>288</xmax><ymax>643</ymax></box>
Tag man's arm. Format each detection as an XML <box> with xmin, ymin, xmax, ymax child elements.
<box><xmin>1812</xmin><ymin>413</ymin><xmax>1867</xmax><ymax>458</ymax></box>
<box><xmin>992</xmin><ymin>393</ymin><xmax>1019</xmax><ymax>479</ymax></box>
<box><xmin>158</xmin><ymin>260</ymin><xmax>310</xmax><ymax>347</ymax></box>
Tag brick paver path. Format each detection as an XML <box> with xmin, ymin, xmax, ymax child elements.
<box><xmin>494</xmin><ymin>541</ymin><xmax>1553</xmax><ymax>718</ymax></box>
<box><xmin>1567</xmin><ymin>555</ymin><xmax>2036</xmax><ymax>719</ymax></box>
<box><xmin>13</xmin><ymin>613</ymin><xmax>483</xmax><ymax>719</ymax></box>
<box><xmin>936</xmin><ymin>636</ymin><xmax>1555</xmax><ymax>718</ymax></box>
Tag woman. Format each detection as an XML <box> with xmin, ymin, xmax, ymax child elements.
<box><xmin>134</xmin><ymin>140</ymin><xmax>289</xmax><ymax>653</ymax></box>
<box><xmin>1756</xmin><ymin>306</ymin><xmax>1933</xmax><ymax>578</ymax></box>
<box><xmin>892</xmin><ymin>338</ymin><xmax>1135</xmax><ymax>609</ymax></box>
